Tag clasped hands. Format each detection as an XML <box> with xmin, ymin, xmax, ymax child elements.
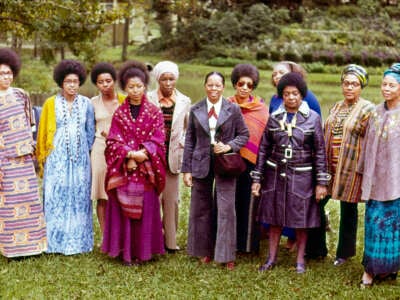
<box><xmin>126</xmin><ymin>149</ymin><xmax>148</xmax><ymax>172</ymax></box>
<box><xmin>183</xmin><ymin>141</ymin><xmax>231</xmax><ymax>187</ymax></box>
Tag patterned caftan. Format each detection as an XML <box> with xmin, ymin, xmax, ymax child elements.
<box><xmin>0</xmin><ymin>87</ymin><xmax>47</xmax><ymax>257</ymax></box>
<box><xmin>39</xmin><ymin>94</ymin><xmax>95</xmax><ymax>255</ymax></box>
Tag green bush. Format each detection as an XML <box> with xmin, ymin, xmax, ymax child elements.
<box><xmin>302</xmin><ymin>52</ymin><xmax>313</xmax><ymax>63</ymax></box>
<box><xmin>350</xmin><ymin>53</ymin><xmax>362</xmax><ymax>65</ymax></box>
<box><xmin>206</xmin><ymin>57</ymin><xmax>242</xmax><ymax>67</ymax></box>
<box><xmin>334</xmin><ymin>52</ymin><xmax>345</xmax><ymax>66</ymax></box>
<box><xmin>256</xmin><ymin>49</ymin><xmax>269</xmax><ymax>61</ymax></box>
<box><xmin>283</xmin><ymin>51</ymin><xmax>300</xmax><ymax>62</ymax></box>
<box><xmin>270</xmin><ymin>50</ymin><xmax>281</xmax><ymax>61</ymax></box>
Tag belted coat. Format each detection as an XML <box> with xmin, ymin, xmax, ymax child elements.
<box><xmin>254</xmin><ymin>103</ymin><xmax>330</xmax><ymax>228</ymax></box>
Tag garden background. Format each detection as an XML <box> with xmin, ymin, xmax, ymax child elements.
<box><xmin>0</xmin><ymin>1</ymin><xmax>399</xmax><ymax>299</ymax></box>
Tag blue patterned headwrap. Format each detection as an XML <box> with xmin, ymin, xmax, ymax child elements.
<box><xmin>383</xmin><ymin>63</ymin><xmax>400</xmax><ymax>83</ymax></box>
<box><xmin>341</xmin><ymin>64</ymin><xmax>369</xmax><ymax>88</ymax></box>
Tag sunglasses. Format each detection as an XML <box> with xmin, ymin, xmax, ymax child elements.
<box><xmin>237</xmin><ymin>81</ymin><xmax>254</xmax><ymax>89</ymax></box>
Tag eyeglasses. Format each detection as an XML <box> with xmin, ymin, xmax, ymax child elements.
<box><xmin>342</xmin><ymin>80</ymin><xmax>360</xmax><ymax>88</ymax></box>
<box><xmin>63</xmin><ymin>79</ymin><xmax>80</xmax><ymax>86</ymax></box>
<box><xmin>237</xmin><ymin>81</ymin><xmax>254</xmax><ymax>89</ymax></box>
<box><xmin>0</xmin><ymin>71</ymin><xmax>13</xmax><ymax>78</ymax></box>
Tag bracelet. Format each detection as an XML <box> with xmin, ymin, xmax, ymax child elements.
<box><xmin>250</xmin><ymin>170</ymin><xmax>262</xmax><ymax>182</ymax></box>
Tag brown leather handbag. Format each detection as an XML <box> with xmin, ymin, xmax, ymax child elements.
<box><xmin>214</xmin><ymin>152</ymin><xmax>246</xmax><ymax>177</ymax></box>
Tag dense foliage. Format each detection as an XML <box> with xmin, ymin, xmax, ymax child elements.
<box><xmin>140</xmin><ymin>2</ymin><xmax>400</xmax><ymax>66</ymax></box>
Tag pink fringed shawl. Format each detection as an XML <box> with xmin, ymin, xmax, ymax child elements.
<box><xmin>105</xmin><ymin>96</ymin><xmax>166</xmax><ymax>203</ymax></box>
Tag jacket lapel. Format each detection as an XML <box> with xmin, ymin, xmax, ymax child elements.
<box><xmin>216</xmin><ymin>98</ymin><xmax>231</xmax><ymax>129</ymax></box>
<box><xmin>192</xmin><ymin>99</ymin><xmax>210</xmax><ymax>135</ymax></box>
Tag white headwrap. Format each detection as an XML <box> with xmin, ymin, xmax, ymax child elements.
<box><xmin>153</xmin><ymin>61</ymin><xmax>179</xmax><ymax>82</ymax></box>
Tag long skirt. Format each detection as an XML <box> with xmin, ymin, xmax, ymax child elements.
<box><xmin>362</xmin><ymin>198</ymin><xmax>400</xmax><ymax>275</ymax></box>
<box><xmin>101</xmin><ymin>188</ymin><xmax>165</xmax><ymax>263</ymax></box>
<box><xmin>0</xmin><ymin>155</ymin><xmax>47</xmax><ymax>257</ymax></box>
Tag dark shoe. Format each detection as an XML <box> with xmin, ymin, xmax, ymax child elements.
<box><xmin>296</xmin><ymin>263</ymin><xmax>306</xmax><ymax>274</ymax></box>
<box><xmin>258</xmin><ymin>260</ymin><xmax>276</xmax><ymax>272</ymax></box>
<box><xmin>375</xmin><ymin>272</ymin><xmax>398</xmax><ymax>282</ymax></box>
<box><xmin>226</xmin><ymin>261</ymin><xmax>235</xmax><ymax>271</ymax></box>
<box><xmin>333</xmin><ymin>258</ymin><xmax>347</xmax><ymax>266</ymax></box>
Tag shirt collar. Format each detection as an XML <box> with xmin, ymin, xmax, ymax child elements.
<box><xmin>206</xmin><ymin>97</ymin><xmax>223</xmax><ymax>114</ymax></box>
<box><xmin>272</xmin><ymin>100</ymin><xmax>310</xmax><ymax>117</ymax></box>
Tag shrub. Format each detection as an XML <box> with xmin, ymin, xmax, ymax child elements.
<box><xmin>350</xmin><ymin>53</ymin><xmax>362</xmax><ymax>65</ymax></box>
<box><xmin>302</xmin><ymin>52</ymin><xmax>313</xmax><ymax>63</ymax></box>
<box><xmin>270</xmin><ymin>50</ymin><xmax>281</xmax><ymax>61</ymax></box>
<box><xmin>206</xmin><ymin>57</ymin><xmax>242</xmax><ymax>67</ymax></box>
<box><xmin>256</xmin><ymin>49</ymin><xmax>269</xmax><ymax>61</ymax></box>
<box><xmin>334</xmin><ymin>52</ymin><xmax>345</xmax><ymax>66</ymax></box>
<box><xmin>283</xmin><ymin>51</ymin><xmax>300</xmax><ymax>62</ymax></box>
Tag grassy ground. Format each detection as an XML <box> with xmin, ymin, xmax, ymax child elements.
<box><xmin>1</xmin><ymin>185</ymin><xmax>399</xmax><ymax>299</ymax></box>
<box><xmin>2</xmin><ymin>53</ymin><xmax>397</xmax><ymax>299</ymax></box>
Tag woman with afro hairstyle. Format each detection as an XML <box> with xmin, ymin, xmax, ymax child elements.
<box><xmin>227</xmin><ymin>64</ymin><xmax>269</xmax><ymax>254</ymax></box>
<box><xmin>90</xmin><ymin>62</ymin><xmax>125</xmax><ymax>239</ymax></box>
<box><xmin>101</xmin><ymin>60</ymin><xmax>166</xmax><ymax>265</ymax></box>
<box><xmin>0</xmin><ymin>48</ymin><xmax>47</xmax><ymax>258</ymax></box>
<box><xmin>36</xmin><ymin>59</ymin><xmax>95</xmax><ymax>255</ymax></box>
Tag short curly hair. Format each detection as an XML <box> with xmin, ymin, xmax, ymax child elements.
<box><xmin>118</xmin><ymin>60</ymin><xmax>149</xmax><ymax>90</ymax></box>
<box><xmin>0</xmin><ymin>48</ymin><xmax>21</xmax><ymax>77</ymax></box>
<box><xmin>90</xmin><ymin>62</ymin><xmax>117</xmax><ymax>85</ymax></box>
<box><xmin>231</xmin><ymin>64</ymin><xmax>260</xmax><ymax>89</ymax></box>
<box><xmin>53</xmin><ymin>59</ymin><xmax>87</xmax><ymax>88</ymax></box>
<box><xmin>277</xmin><ymin>72</ymin><xmax>308</xmax><ymax>99</ymax></box>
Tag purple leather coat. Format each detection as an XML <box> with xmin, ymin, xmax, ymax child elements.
<box><xmin>253</xmin><ymin>103</ymin><xmax>330</xmax><ymax>228</ymax></box>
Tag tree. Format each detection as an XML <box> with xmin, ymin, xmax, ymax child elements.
<box><xmin>0</xmin><ymin>0</ymin><xmax>119</xmax><ymax>64</ymax></box>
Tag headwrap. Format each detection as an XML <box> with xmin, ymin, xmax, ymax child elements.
<box><xmin>383</xmin><ymin>62</ymin><xmax>400</xmax><ymax>83</ymax></box>
<box><xmin>341</xmin><ymin>64</ymin><xmax>369</xmax><ymax>88</ymax></box>
<box><xmin>153</xmin><ymin>61</ymin><xmax>179</xmax><ymax>81</ymax></box>
<box><xmin>277</xmin><ymin>72</ymin><xmax>308</xmax><ymax>99</ymax></box>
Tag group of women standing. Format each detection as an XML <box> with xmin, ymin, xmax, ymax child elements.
<box><xmin>0</xmin><ymin>46</ymin><xmax>399</xmax><ymax>287</ymax></box>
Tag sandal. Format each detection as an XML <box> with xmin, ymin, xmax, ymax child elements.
<box><xmin>359</xmin><ymin>279</ymin><xmax>373</xmax><ymax>289</ymax></box>
<box><xmin>258</xmin><ymin>260</ymin><xmax>276</xmax><ymax>272</ymax></box>
<box><xmin>296</xmin><ymin>263</ymin><xmax>306</xmax><ymax>274</ymax></box>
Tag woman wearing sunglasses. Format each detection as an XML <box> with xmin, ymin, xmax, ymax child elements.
<box><xmin>227</xmin><ymin>64</ymin><xmax>269</xmax><ymax>254</ymax></box>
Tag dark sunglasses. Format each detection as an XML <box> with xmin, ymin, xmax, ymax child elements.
<box><xmin>237</xmin><ymin>81</ymin><xmax>254</xmax><ymax>89</ymax></box>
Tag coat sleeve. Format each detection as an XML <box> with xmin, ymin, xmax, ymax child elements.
<box><xmin>252</xmin><ymin>118</ymin><xmax>273</xmax><ymax>183</ymax></box>
<box><xmin>312</xmin><ymin>114</ymin><xmax>330</xmax><ymax>186</ymax></box>
<box><xmin>181</xmin><ymin>108</ymin><xmax>195</xmax><ymax>173</ymax></box>
<box><xmin>227</xmin><ymin>105</ymin><xmax>249</xmax><ymax>153</ymax></box>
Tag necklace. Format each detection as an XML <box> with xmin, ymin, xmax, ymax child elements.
<box><xmin>61</xmin><ymin>95</ymin><xmax>81</xmax><ymax>162</ymax></box>
<box><xmin>279</xmin><ymin>112</ymin><xmax>297</xmax><ymax>137</ymax></box>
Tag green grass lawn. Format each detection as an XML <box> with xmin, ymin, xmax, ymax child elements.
<box><xmin>1</xmin><ymin>185</ymin><xmax>399</xmax><ymax>299</ymax></box>
<box><xmin>2</xmin><ymin>52</ymin><xmax>397</xmax><ymax>299</ymax></box>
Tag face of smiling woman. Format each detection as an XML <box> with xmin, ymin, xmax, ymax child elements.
<box><xmin>282</xmin><ymin>86</ymin><xmax>303</xmax><ymax>113</ymax></box>
<box><xmin>0</xmin><ymin>64</ymin><xmax>14</xmax><ymax>91</ymax></box>
<box><xmin>205</xmin><ymin>74</ymin><xmax>224</xmax><ymax>104</ymax></box>
<box><xmin>381</xmin><ymin>75</ymin><xmax>400</xmax><ymax>109</ymax></box>
<box><xmin>62</xmin><ymin>74</ymin><xmax>80</xmax><ymax>101</ymax></box>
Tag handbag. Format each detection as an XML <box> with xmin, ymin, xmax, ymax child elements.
<box><xmin>214</xmin><ymin>152</ymin><xmax>246</xmax><ymax>177</ymax></box>
<box><xmin>116</xmin><ymin>182</ymin><xmax>144</xmax><ymax>219</ymax></box>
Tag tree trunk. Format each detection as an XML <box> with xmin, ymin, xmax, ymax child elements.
<box><xmin>122</xmin><ymin>16</ymin><xmax>130</xmax><ymax>61</ymax></box>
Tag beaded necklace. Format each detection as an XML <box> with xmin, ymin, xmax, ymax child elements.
<box><xmin>61</xmin><ymin>95</ymin><xmax>81</xmax><ymax>162</ymax></box>
<box><xmin>279</xmin><ymin>112</ymin><xmax>297</xmax><ymax>137</ymax></box>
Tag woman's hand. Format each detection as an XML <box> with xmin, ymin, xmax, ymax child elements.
<box><xmin>251</xmin><ymin>183</ymin><xmax>261</xmax><ymax>197</ymax></box>
<box><xmin>127</xmin><ymin>149</ymin><xmax>149</xmax><ymax>163</ymax></box>
<box><xmin>315</xmin><ymin>185</ymin><xmax>328</xmax><ymax>203</ymax></box>
<box><xmin>213</xmin><ymin>141</ymin><xmax>231</xmax><ymax>154</ymax></box>
<box><xmin>183</xmin><ymin>173</ymin><xmax>193</xmax><ymax>187</ymax></box>
<box><xmin>126</xmin><ymin>158</ymin><xmax>138</xmax><ymax>172</ymax></box>
<box><xmin>101</xmin><ymin>130</ymin><xmax>108</xmax><ymax>138</ymax></box>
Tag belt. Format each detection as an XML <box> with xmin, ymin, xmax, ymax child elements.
<box><xmin>266</xmin><ymin>159</ymin><xmax>312</xmax><ymax>172</ymax></box>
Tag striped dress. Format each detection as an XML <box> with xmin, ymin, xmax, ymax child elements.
<box><xmin>0</xmin><ymin>88</ymin><xmax>47</xmax><ymax>257</ymax></box>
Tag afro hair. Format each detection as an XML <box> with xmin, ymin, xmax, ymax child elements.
<box><xmin>118</xmin><ymin>60</ymin><xmax>149</xmax><ymax>90</ymax></box>
<box><xmin>53</xmin><ymin>59</ymin><xmax>87</xmax><ymax>88</ymax></box>
<box><xmin>90</xmin><ymin>62</ymin><xmax>117</xmax><ymax>85</ymax></box>
<box><xmin>0</xmin><ymin>48</ymin><xmax>21</xmax><ymax>77</ymax></box>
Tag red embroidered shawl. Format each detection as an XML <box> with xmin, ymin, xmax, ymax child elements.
<box><xmin>105</xmin><ymin>96</ymin><xmax>166</xmax><ymax>195</ymax></box>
